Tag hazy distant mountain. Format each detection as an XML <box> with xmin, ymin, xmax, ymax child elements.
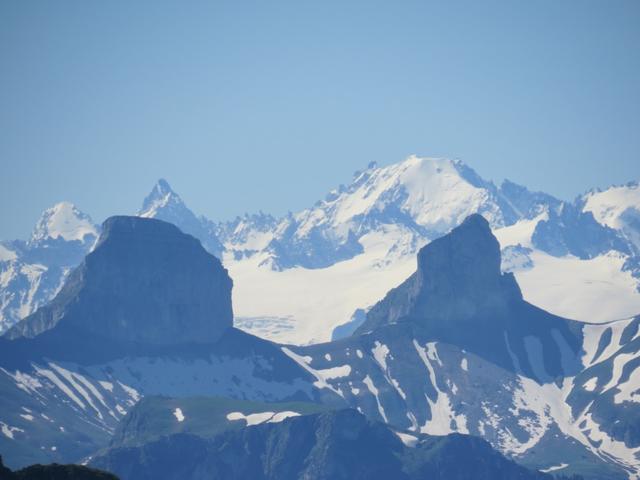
<box><xmin>138</xmin><ymin>179</ymin><xmax>224</xmax><ymax>258</ymax></box>
<box><xmin>0</xmin><ymin>202</ymin><xmax>98</xmax><ymax>333</ymax></box>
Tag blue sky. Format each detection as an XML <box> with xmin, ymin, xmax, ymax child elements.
<box><xmin>1</xmin><ymin>0</ymin><xmax>639</xmax><ymax>239</ymax></box>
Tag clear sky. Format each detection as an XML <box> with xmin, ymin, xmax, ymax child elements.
<box><xmin>1</xmin><ymin>0</ymin><xmax>639</xmax><ymax>240</ymax></box>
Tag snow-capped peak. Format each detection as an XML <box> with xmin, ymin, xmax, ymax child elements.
<box><xmin>582</xmin><ymin>182</ymin><xmax>640</xmax><ymax>251</ymax></box>
<box><xmin>30</xmin><ymin>202</ymin><xmax>98</xmax><ymax>244</ymax></box>
<box><xmin>136</xmin><ymin>179</ymin><xmax>225</xmax><ymax>257</ymax></box>
<box><xmin>292</xmin><ymin>155</ymin><xmax>505</xmax><ymax>239</ymax></box>
<box><xmin>138</xmin><ymin>178</ymin><xmax>184</xmax><ymax>218</ymax></box>
<box><xmin>582</xmin><ymin>182</ymin><xmax>640</xmax><ymax>230</ymax></box>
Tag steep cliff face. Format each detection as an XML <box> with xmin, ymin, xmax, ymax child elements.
<box><xmin>5</xmin><ymin>216</ymin><xmax>233</xmax><ymax>346</ymax></box>
<box><xmin>355</xmin><ymin>214</ymin><xmax>582</xmax><ymax>379</ymax></box>
<box><xmin>359</xmin><ymin>214</ymin><xmax>521</xmax><ymax>333</ymax></box>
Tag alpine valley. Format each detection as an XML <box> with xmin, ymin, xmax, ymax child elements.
<box><xmin>0</xmin><ymin>156</ymin><xmax>639</xmax><ymax>479</ymax></box>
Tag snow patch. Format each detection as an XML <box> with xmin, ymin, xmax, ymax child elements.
<box><xmin>395</xmin><ymin>431</ymin><xmax>419</xmax><ymax>447</ymax></box>
<box><xmin>613</xmin><ymin>365</ymin><xmax>640</xmax><ymax>404</ymax></box>
<box><xmin>173</xmin><ymin>408</ymin><xmax>185</xmax><ymax>422</ymax></box>
<box><xmin>372</xmin><ymin>341</ymin><xmax>407</xmax><ymax>400</ymax></box>
<box><xmin>363</xmin><ymin>375</ymin><xmax>388</xmax><ymax>423</ymax></box>
<box><xmin>34</xmin><ymin>365</ymin><xmax>86</xmax><ymax>410</ymax></box>
<box><xmin>0</xmin><ymin>422</ymin><xmax>23</xmax><ymax>440</ymax></box>
<box><xmin>413</xmin><ymin>340</ymin><xmax>468</xmax><ymax>436</ymax></box>
<box><xmin>268</xmin><ymin>411</ymin><xmax>301</xmax><ymax>423</ymax></box>
<box><xmin>281</xmin><ymin>347</ymin><xmax>347</xmax><ymax>397</ymax></box>
<box><xmin>583</xmin><ymin>377</ymin><xmax>598</xmax><ymax>392</ymax></box>
<box><xmin>540</xmin><ymin>463</ymin><xmax>568</xmax><ymax>473</ymax></box>
<box><xmin>226</xmin><ymin>410</ymin><xmax>300</xmax><ymax>426</ymax></box>
<box><xmin>99</xmin><ymin>381</ymin><xmax>114</xmax><ymax>392</ymax></box>
<box><xmin>118</xmin><ymin>381</ymin><xmax>141</xmax><ymax>405</ymax></box>
<box><xmin>460</xmin><ymin>358</ymin><xmax>468</xmax><ymax>372</ymax></box>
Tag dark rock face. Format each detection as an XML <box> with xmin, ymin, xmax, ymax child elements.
<box><xmin>91</xmin><ymin>409</ymin><xmax>553</xmax><ymax>480</ymax></box>
<box><xmin>498</xmin><ymin>179</ymin><xmax>561</xmax><ymax>220</ymax></box>
<box><xmin>532</xmin><ymin>204</ymin><xmax>628</xmax><ymax>259</ymax></box>
<box><xmin>265</xmin><ymin>225</ymin><xmax>364</xmax><ymax>270</ymax></box>
<box><xmin>5</xmin><ymin>216</ymin><xmax>233</xmax><ymax>346</ymax></box>
<box><xmin>357</xmin><ymin>214</ymin><xmax>522</xmax><ymax>333</ymax></box>
<box><xmin>358</xmin><ymin>215</ymin><xmax>522</xmax><ymax>332</ymax></box>
<box><xmin>355</xmin><ymin>214</ymin><xmax>583</xmax><ymax>378</ymax></box>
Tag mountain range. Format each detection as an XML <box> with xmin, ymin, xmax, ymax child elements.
<box><xmin>0</xmin><ymin>206</ymin><xmax>638</xmax><ymax>478</ymax></box>
<box><xmin>1</xmin><ymin>156</ymin><xmax>639</xmax><ymax>346</ymax></box>
<box><xmin>1</xmin><ymin>156</ymin><xmax>639</xmax><ymax>478</ymax></box>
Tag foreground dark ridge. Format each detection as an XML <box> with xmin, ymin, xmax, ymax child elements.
<box><xmin>0</xmin><ymin>455</ymin><xmax>118</xmax><ymax>480</ymax></box>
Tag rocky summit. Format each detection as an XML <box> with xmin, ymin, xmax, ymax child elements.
<box><xmin>5</xmin><ymin>216</ymin><xmax>233</xmax><ymax>346</ymax></box>
<box><xmin>357</xmin><ymin>214</ymin><xmax>522</xmax><ymax>331</ymax></box>
<box><xmin>355</xmin><ymin>213</ymin><xmax>582</xmax><ymax>379</ymax></box>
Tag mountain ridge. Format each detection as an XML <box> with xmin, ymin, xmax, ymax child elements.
<box><xmin>90</xmin><ymin>408</ymin><xmax>556</xmax><ymax>480</ymax></box>
<box><xmin>1</xmin><ymin>155</ymin><xmax>639</xmax><ymax>343</ymax></box>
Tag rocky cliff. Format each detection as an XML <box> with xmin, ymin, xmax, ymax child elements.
<box><xmin>5</xmin><ymin>216</ymin><xmax>233</xmax><ymax>346</ymax></box>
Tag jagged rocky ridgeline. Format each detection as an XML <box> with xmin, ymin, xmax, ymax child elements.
<box><xmin>0</xmin><ymin>214</ymin><xmax>637</xmax><ymax>479</ymax></box>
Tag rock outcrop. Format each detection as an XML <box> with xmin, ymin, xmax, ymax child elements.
<box><xmin>355</xmin><ymin>214</ymin><xmax>582</xmax><ymax>378</ymax></box>
<box><xmin>5</xmin><ymin>216</ymin><xmax>233</xmax><ymax>346</ymax></box>
<box><xmin>358</xmin><ymin>214</ymin><xmax>521</xmax><ymax>332</ymax></box>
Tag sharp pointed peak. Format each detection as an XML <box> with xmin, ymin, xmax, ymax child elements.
<box><xmin>145</xmin><ymin>178</ymin><xmax>178</xmax><ymax>201</ymax></box>
<box><xmin>139</xmin><ymin>178</ymin><xmax>186</xmax><ymax>217</ymax></box>
<box><xmin>154</xmin><ymin>178</ymin><xmax>174</xmax><ymax>193</ymax></box>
